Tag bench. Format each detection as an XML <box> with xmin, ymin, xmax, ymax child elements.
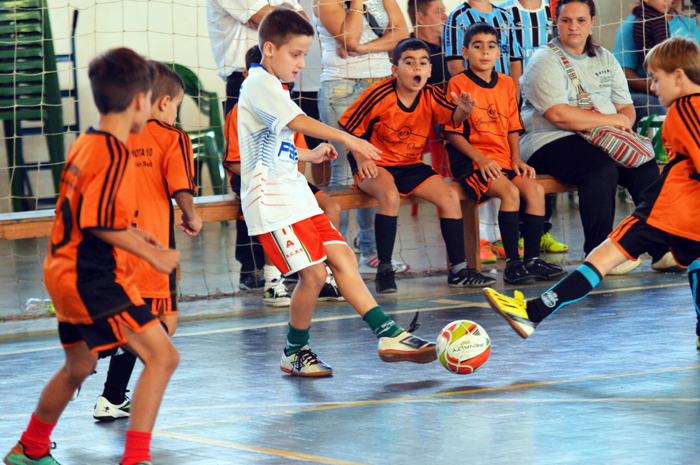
<box><xmin>0</xmin><ymin>175</ymin><xmax>576</xmax><ymax>274</ymax></box>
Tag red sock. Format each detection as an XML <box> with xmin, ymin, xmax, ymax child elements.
<box><xmin>121</xmin><ymin>431</ymin><xmax>151</xmax><ymax>465</ymax></box>
<box><xmin>19</xmin><ymin>413</ymin><xmax>55</xmax><ymax>459</ymax></box>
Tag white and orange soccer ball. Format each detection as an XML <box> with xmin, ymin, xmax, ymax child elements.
<box><xmin>436</xmin><ymin>320</ymin><xmax>491</xmax><ymax>374</ymax></box>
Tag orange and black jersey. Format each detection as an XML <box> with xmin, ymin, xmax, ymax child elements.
<box><xmin>634</xmin><ymin>94</ymin><xmax>700</xmax><ymax>242</ymax></box>
<box><xmin>338</xmin><ymin>77</ymin><xmax>457</xmax><ymax>166</ymax></box>
<box><xmin>444</xmin><ymin>69</ymin><xmax>524</xmax><ymax>171</ymax></box>
<box><xmin>126</xmin><ymin>119</ymin><xmax>197</xmax><ymax>299</ymax></box>
<box><xmin>44</xmin><ymin>128</ymin><xmax>143</xmax><ymax>325</ymax></box>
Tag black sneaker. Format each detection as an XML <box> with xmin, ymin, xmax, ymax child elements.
<box><xmin>376</xmin><ymin>269</ymin><xmax>397</xmax><ymax>294</ymax></box>
<box><xmin>448</xmin><ymin>267</ymin><xmax>497</xmax><ymax>288</ymax></box>
<box><xmin>503</xmin><ymin>260</ymin><xmax>536</xmax><ymax>285</ymax></box>
<box><xmin>318</xmin><ymin>275</ymin><xmax>345</xmax><ymax>301</ymax></box>
<box><xmin>525</xmin><ymin>258</ymin><xmax>568</xmax><ymax>281</ymax></box>
<box><xmin>239</xmin><ymin>270</ymin><xmax>264</xmax><ymax>290</ymax></box>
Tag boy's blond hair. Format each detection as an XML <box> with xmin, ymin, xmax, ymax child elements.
<box><xmin>645</xmin><ymin>37</ymin><xmax>700</xmax><ymax>86</ymax></box>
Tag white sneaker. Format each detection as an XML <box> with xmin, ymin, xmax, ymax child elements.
<box><xmin>263</xmin><ymin>279</ymin><xmax>291</xmax><ymax>307</ymax></box>
<box><xmin>358</xmin><ymin>254</ymin><xmax>410</xmax><ymax>274</ymax></box>
<box><xmin>608</xmin><ymin>258</ymin><xmax>642</xmax><ymax>276</ymax></box>
<box><xmin>93</xmin><ymin>395</ymin><xmax>130</xmax><ymax>422</ymax></box>
<box><xmin>280</xmin><ymin>345</ymin><xmax>333</xmax><ymax>377</ymax></box>
<box><xmin>378</xmin><ymin>331</ymin><xmax>437</xmax><ymax>363</ymax></box>
<box><xmin>651</xmin><ymin>252</ymin><xmax>683</xmax><ymax>272</ymax></box>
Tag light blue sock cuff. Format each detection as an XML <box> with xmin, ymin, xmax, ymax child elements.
<box><xmin>579</xmin><ymin>262</ymin><xmax>602</xmax><ymax>287</ymax></box>
<box><xmin>688</xmin><ymin>259</ymin><xmax>700</xmax><ymax>273</ymax></box>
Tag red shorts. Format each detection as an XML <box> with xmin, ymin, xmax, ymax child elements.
<box><xmin>256</xmin><ymin>213</ymin><xmax>346</xmax><ymax>275</ymax></box>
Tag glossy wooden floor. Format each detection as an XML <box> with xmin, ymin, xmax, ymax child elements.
<box><xmin>1</xmin><ymin>269</ymin><xmax>698</xmax><ymax>464</ymax></box>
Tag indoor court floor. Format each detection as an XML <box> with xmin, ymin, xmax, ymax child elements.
<box><xmin>1</xmin><ymin>270</ymin><xmax>698</xmax><ymax>464</ymax></box>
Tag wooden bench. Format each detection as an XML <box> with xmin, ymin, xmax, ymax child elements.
<box><xmin>0</xmin><ymin>175</ymin><xmax>576</xmax><ymax>273</ymax></box>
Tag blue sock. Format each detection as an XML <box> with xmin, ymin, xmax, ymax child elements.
<box><xmin>527</xmin><ymin>261</ymin><xmax>602</xmax><ymax>323</ymax></box>
<box><xmin>688</xmin><ymin>260</ymin><xmax>700</xmax><ymax>337</ymax></box>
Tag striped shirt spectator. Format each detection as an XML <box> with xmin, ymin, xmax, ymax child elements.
<box><xmin>501</xmin><ymin>0</ymin><xmax>552</xmax><ymax>68</ymax></box>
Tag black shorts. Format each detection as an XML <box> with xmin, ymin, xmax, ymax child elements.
<box><xmin>308</xmin><ymin>181</ymin><xmax>320</xmax><ymax>196</ymax></box>
<box><xmin>609</xmin><ymin>215</ymin><xmax>700</xmax><ymax>268</ymax></box>
<box><xmin>349</xmin><ymin>157</ymin><xmax>440</xmax><ymax>196</ymax></box>
<box><xmin>144</xmin><ymin>296</ymin><xmax>178</xmax><ymax>316</ymax></box>
<box><xmin>457</xmin><ymin>167</ymin><xmax>519</xmax><ymax>206</ymax></box>
<box><xmin>58</xmin><ymin>305</ymin><xmax>159</xmax><ymax>354</ymax></box>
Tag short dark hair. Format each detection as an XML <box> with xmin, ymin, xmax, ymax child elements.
<box><xmin>462</xmin><ymin>22</ymin><xmax>499</xmax><ymax>49</ymax></box>
<box><xmin>258</xmin><ymin>9</ymin><xmax>314</xmax><ymax>50</ymax></box>
<box><xmin>392</xmin><ymin>38</ymin><xmax>431</xmax><ymax>65</ymax></box>
<box><xmin>553</xmin><ymin>0</ymin><xmax>599</xmax><ymax>57</ymax></box>
<box><xmin>88</xmin><ymin>47</ymin><xmax>155</xmax><ymax>114</ymax></box>
<box><xmin>407</xmin><ymin>0</ymin><xmax>434</xmax><ymax>27</ymax></box>
<box><xmin>245</xmin><ymin>45</ymin><xmax>262</xmax><ymax>71</ymax></box>
<box><xmin>150</xmin><ymin>62</ymin><xmax>184</xmax><ymax>104</ymax></box>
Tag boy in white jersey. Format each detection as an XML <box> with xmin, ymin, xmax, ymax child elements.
<box><xmin>238</xmin><ymin>8</ymin><xmax>437</xmax><ymax>376</ymax></box>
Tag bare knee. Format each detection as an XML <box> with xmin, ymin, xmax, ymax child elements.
<box><xmin>158</xmin><ymin>344</ymin><xmax>180</xmax><ymax>374</ymax></box>
<box><xmin>299</xmin><ymin>264</ymin><xmax>327</xmax><ymax>290</ymax></box>
<box><xmin>65</xmin><ymin>358</ymin><xmax>97</xmax><ymax>384</ymax></box>
<box><xmin>377</xmin><ymin>189</ymin><xmax>400</xmax><ymax>214</ymax></box>
<box><xmin>438</xmin><ymin>188</ymin><xmax>461</xmax><ymax>217</ymax></box>
<box><xmin>522</xmin><ymin>182</ymin><xmax>544</xmax><ymax>208</ymax></box>
<box><xmin>499</xmin><ymin>183</ymin><xmax>520</xmax><ymax>210</ymax></box>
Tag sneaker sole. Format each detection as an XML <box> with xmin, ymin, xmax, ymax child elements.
<box><xmin>532</xmin><ymin>270</ymin><xmax>568</xmax><ymax>281</ymax></box>
<box><xmin>483</xmin><ymin>289</ymin><xmax>532</xmax><ymax>339</ymax></box>
<box><xmin>449</xmin><ymin>278</ymin><xmax>497</xmax><ymax>288</ymax></box>
<box><xmin>378</xmin><ymin>346</ymin><xmax>437</xmax><ymax>363</ymax></box>
<box><xmin>317</xmin><ymin>296</ymin><xmax>346</xmax><ymax>302</ymax></box>
<box><xmin>263</xmin><ymin>298</ymin><xmax>291</xmax><ymax>307</ymax></box>
<box><xmin>280</xmin><ymin>366</ymin><xmax>333</xmax><ymax>377</ymax></box>
<box><xmin>93</xmin><ymin>413</ymin><xmax>129</xmax><ymax>422</ymax></box>
<box><xmin>377</xmin><ymin>288</ymin><xmax>398</xmax><ymax>294</ymax></box>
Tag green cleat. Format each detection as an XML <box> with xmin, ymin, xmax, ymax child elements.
<box><xmin>4</xmin><ymin>443</ymin><xmax>61</xmax><ymax>465</ymax></box>
<box><xmin>483</xmin><ymin>288</ymin><xmax>537</xmax><ymax>339</ymax></box>
<box><xmin>540</xmin><ymin>232</ymin><xmax>569</xmax><ymax>253</ymax></box>
<box><xmin>696</xmin><ymin>336</ymin><xmax>699</xmax><ymax>350</ymax></box>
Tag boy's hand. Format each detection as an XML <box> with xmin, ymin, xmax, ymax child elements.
<box><xmin>512</xmin><ymin>159</ymin><xmax>536</xmax><ymax>179</ymax></box>
<box><xmin>131</xmin><ymin>227</ymin><xmax>165</xmax><ymax>249</ymax></box>
<box><xmin>149</xmin><ymin>248</ymin><xmax>181</xmax><ymax>275</ymax></box>
<box><xmin>476</xmin><ymin>155</ymin><xmax>502</xmax><ymax>180</ymax></box>
<box><xmin>356</xmin><ymin>158</ymin><xmax>379</xmax><ymax>180</ymax></box>
<box><xmin>345</xmin><ymin>136</ymin><xmax>381</xmax><ymax>162</ymax></box>
<box><xmin>312</xmin><ymin>143</ymin><xmax>338</xmax><ymax>164</ymax></box>
<box><xmin>180</xmin><ymin>213</ymin><xmax>203</xmax><ymax>237</ymax></box>
<box><xmin>451</xmin><ymin>91</ymin><xmax>476</xmax><ymax>116</ymax></box>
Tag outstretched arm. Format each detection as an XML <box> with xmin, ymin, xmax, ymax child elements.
<box><xmin>450</xmin><ymin>91</ymin><xmax>476</xmax><ymax>123</ymax></box>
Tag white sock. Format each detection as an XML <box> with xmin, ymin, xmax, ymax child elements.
<box><xmin>264</xmin><ymin>265</ymin><xmax>281</xmax><ymax>289</ymax></box>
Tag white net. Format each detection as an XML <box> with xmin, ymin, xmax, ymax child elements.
<box><xmin>0</xmin><ymin>0</ymin><xmax>693</xmax><ymax>319</ymax></box>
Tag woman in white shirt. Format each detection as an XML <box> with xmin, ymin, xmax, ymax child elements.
<box><xmin>313</xmin><ymin>0</ymin><xmax>407</xmax><ymax>268</ymax></box>
<box><xmin>519</xmin><ymin>0</ymin><xmax>660</xmax><ymax>271</ymax></box>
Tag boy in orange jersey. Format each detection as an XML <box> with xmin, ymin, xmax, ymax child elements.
<box><xmin>483</xmin><ymin>37</ymin><xmax>700</xmax><ymax>349</ymax></box>
<box><xmin>3</xmin><ymin>48</ymin><xmax>180</xmax><ymax>465</ymax></box>
<box><xmin>339</xmin><ymin>37</ymin><xmax>495</xmax><ymax>294</ymax></box>
<box><xmin>443</xmin><ymin>23</ymin><xmax>566</xmax><ymax>285</ymax></box>
<box><xmin>223</xmin><ymin>45</ymin><xmax>344</xmax><ymax>307</ymax></box>
<box><xmin>91</xmin><ymin>62</ymin><xmax>203</xmax><ymax>423</ymax></box>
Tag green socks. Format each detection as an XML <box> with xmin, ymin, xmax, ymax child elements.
<box><xmin>363</xmin><ymin>306</ymin><xmax>402</xmax><ymax>339</ymax></box>
<box><xmin>285</xmin><ymin>324</ymin><xmax>310</xmax><ymax>356</ymax></box>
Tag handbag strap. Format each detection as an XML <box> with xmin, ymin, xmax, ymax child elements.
<box><xmin>344</xmin><ymin>1</ymin><xmax>384</xmax><ymax>38</ymax></box>
<box><xmin>547</xmin><ymin>43</ymin><xmax>598</xmax><ymax>113</ymax></box>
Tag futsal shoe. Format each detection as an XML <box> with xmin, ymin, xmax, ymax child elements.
<box><xmin>608</xmin><ymin>258</ymin><xmax>642</xmax><ymax>276</ymax></box>
<box><xmin>280</xmin><ymin>345</ymin><xmax>333</xmax><ymax>377</ymax></box>
<box><xmin>480</xmin><ymin>239</ymin><xmax>497</xmax><ymax>263</ymax></box>
<box><xmin>4</xmin><ymin>442</ymin><xmax>61</xmax><ymax>465</ymax></box>
<box><xmin>378</xmin><ymin>331</ymin><xmax>437</xmax><ymax>363</ymax></box>
<box><xmin>524</xmin><ymin>258</ymin><xmax>568</xmax><ymax>281</ymax></box>
<box><xmin>239</xmin><ymin>270</ymin><xmax>265</xmax><ymax>290</ymax></box>
<box><xmin>491</xmin><ymin>239</ymin><xmax>523</xmax><ymax>259</ymax></box>
<box><xmin>358</xmin><ymin>254</ymin><xmax>410</xmax><ymax>274</ymax></box>
<box><xmin>651</xmin><ymin>252</ymin><xmax>683</xmax><ymax>273</ymax></box>
<box><xmin>696</xmin><ymin>336</ymin><xmax>699</xmax><ymax>350</ymax></box>
<box><xmin>541</xmin><ymin>232</ymin><xmax>569</xmax><ymax>253</ymax></box>
<box><xmin>317</xmin><ymin>275</ymin><xmax>345</xmax><ymax>302</ymax></box>
<box><xmin>483</xmin><ymin>288</ymin><xmax>537</xmax><ymax>339</ymax></box>
<box><xmin>375</xmin><ymin>269</ymin><xmax>398</xmax><ymax>294</ymax></box>
<box><xmin>503</xmin><ymin>260</ymin><xmax>536</xmax><ymax>285</ymax></box>
<box><xmin>448</xmin><ymin>267</ymin><xmax>496</xmax><ymax>287</ymax></box>
<box><xmin>263</xmin><ymin>279</ymin><xmax>291</xmax><ymax>307</ymax></box>
<box><xmin>93</xmin><ymin>395</ymin><xmax>130</xmax><ymax>422</ymax></box>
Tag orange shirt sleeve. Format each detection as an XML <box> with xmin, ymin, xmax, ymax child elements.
<box><xmin>79</xmin><ymin>137</ymin><xmax>135</xmax><ymax>230</ymax></box>
<box><xmin>224</xmin><ymin>104</ymin><xmax>240</xmax><ymax>164</ymax></box>
<box><xmin>428</xmin><ymin>85</ymin><xmax>457</xmax><ymax>126</ymax></box>
<box><xmin>671</xmin><ymin>98</ymin><xmax>700</xmax><ymax>173</ymax></box>
<box><xmin>506</xmin><ymin>77</ymin><xmax>524</xmax><ymax>134</ymax></box>
<box><xmin>164</xmin><ymin>127</ymin><xmax>197</xmax><ymax>196</ymax></box>
<box><xmin>339</xmin><ymin>86</ymin><xmax>377</xmax><ymax>140</ymax></box>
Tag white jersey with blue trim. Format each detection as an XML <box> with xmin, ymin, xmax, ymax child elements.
<box><xmin>238</xmin><ymin>64</ymin><xmax>322</xmax><ymax>236</ymax></box>
<box><xmin>501</xmin><ymin>0</ymin><xmax>552</xmax><ymax>69</ymax></box>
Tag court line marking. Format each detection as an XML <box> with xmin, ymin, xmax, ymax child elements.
<box><xmin>404</xmin><ymin>398</ymin><xmax>700</xmax><ymax>403</ymax></box>
<box><xmin>152</xmin><ymin>431</ymin><xmax>368</xmax><ymax>465</ymax></box>
<box><xmin>155</xmin><ymin>364</ymin><xmax>700</xmax><ymax>430</ymax></box>
<box><xmin>0</xmin><ymin>281</ymin><xmax>688</xmax><ymax>357</ymax></box>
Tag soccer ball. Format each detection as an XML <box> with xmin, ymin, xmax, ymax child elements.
<box><xmin>436</xmin><ymin>320</ymin><xmax>491</xmax><ymax>374</ymax></box>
